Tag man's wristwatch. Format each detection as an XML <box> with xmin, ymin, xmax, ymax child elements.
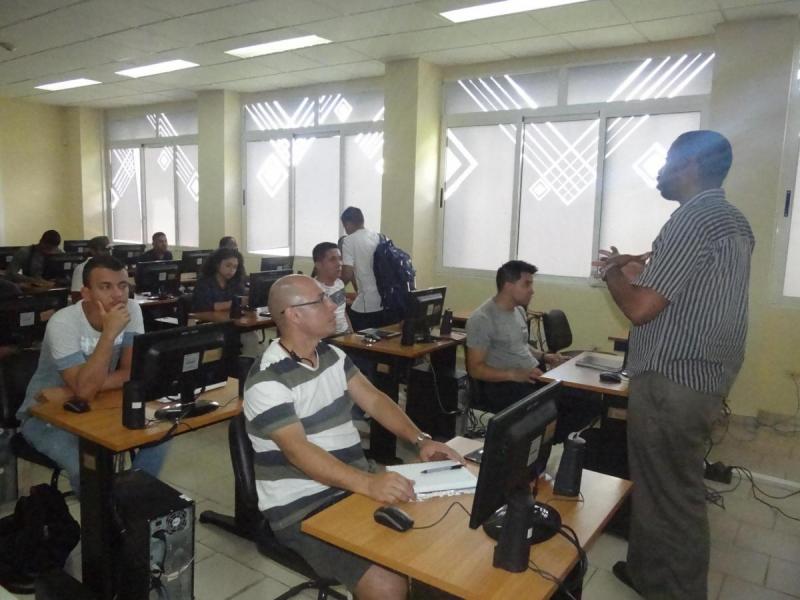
<box><xmin>414</xmin><ymin>432</ymin><xmax>432</xmax><ymax>449</ymax></box>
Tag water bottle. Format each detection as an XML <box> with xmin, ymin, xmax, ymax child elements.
<box><xmin>229</xmin><ymin>295</ymin><xmax>243</xmax><ymax>319</ymax></box>
<box><xmin>440</xmin><ymin>309</ymin><xmax>453</xmax><ymax>336</ymax></box>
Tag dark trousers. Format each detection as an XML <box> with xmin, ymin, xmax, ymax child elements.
<box><xmin>626</xmin><ymin>371</ymin><xmax>722</xmax><ymax>600</ymax></box>
<box><xmin>348</xmin><ymin>308</ymin><xmax>390</xmax><ymax>332</ymax></box>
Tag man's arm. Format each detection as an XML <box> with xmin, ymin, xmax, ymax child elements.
<box><xmin>604</xmin><ymin>265</ymin><xmax>668</xmax><ymax>325</ymax></box>
<box><xmin>340</xmin><ymin>265</ymin><xmax>356</xmax><ymax>289</ymax></box>
<box><xmin>97</xmin><ymin>345</ymin><xmax>133</xmax><ymax>391</ymax></box>
<box><xmin>466</xmin><ymin>346</ymin><xmax>541</xmax><ymax>383</ymax></box>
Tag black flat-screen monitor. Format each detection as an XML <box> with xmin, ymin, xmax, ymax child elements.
<box><xmin>0</xmin><ymin>288</ymin><xmax>70</xmax><ymax>347</ymax></box>
<box><xmin>112</xmin><ymin>244</ymin><xmax>146</xmax><ymax>266</ymax></box>
<box><xmin>63</xmin><ymin>240</ymin><xmax>90</xmax><ymax>255</ymax></box>
<box><xmin>134</xmin><ymin>260</ymin><xmax>181</xmax><ymax>297</ymax></box>
<box><xmin>407</xmin><ymin>286</ymin><xmax>446</xmax><ymax>341</ymax></box>
<box><xmin>0</xmin><ymin>247</ymin><xmax>22</xmax><ymax>272</ymax></box>
<box><xmin>469</xmin><ymin>381</ymin><xmax>561</xmax><ymax>570</ymax></box>
<box><xmin>42</xmin><ymin>253</ymin><xmax>85</xmax><ymax>284</ymax></box>
<box><xmin>260</xmin><ymin>256</ymin><xmax>293</xmax><ymax>272</ymax></box>
<box><xmin>130</xmin><ymin>322</ymin><xmax>239</xmax><ymax>404</ymax></box>
<box><xmin>248</xmin><ymin>269</ymin><xmax>292</xmax><ymax>309</ymax></box>
<box><xmin>180</xmin><ymin>250</ymin><xmax>213</xmax><ymax>275</ymax></box>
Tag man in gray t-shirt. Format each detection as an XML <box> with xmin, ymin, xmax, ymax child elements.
<box><xmin>466</xmin><ymin>260</ymin><xmax>564</xmax><ymax>413</ymax></box>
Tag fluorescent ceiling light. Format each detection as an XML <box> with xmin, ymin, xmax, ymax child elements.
<box><xmin>441</xmin><ymin>0</ymin><xmax>590</xmax><ymax>23</ymax></box>
<box><xmin>116</xmin><ymin>59</ymin><xmax>198</xmax><ymax>78</ymax></box>
<box><xmin>225</xmin><ymin>35</ymin><xmax>331</xmax><ymax>59</ymax></box>
<box><xmin>35</xmin><ymin>78</ymin><xmax>101</xmax><ymax>91</ymax></box>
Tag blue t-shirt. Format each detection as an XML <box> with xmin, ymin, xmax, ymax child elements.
<box><xmin>191</xmin><ymin>276</ymin><xmax>245</xmax><ymax>312</ymax></box>
<box><xmin>16</xmin><ymin>300</ymin><xmax>144</xmax><ymax>419</ymax></box>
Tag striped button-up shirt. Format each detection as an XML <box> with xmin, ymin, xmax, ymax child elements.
<box><xmin>627</xmin><ymin>188</ymin><xmax>754</xmax><ymax>395</ymax></box>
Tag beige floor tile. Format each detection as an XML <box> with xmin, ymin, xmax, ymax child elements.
<box><xmin>735</xmin><ymin>523</ymin><xmax>800</xmax><ymax>564</ymax></box>
<box><xmin>709</xmin><ymin>509</ymin><xmax>741</xmax><ymax>544</ymax></box>
<box><xmin>581</xmin><ymin>567</ymin><xmax>642</xmax><ymax>599</ymax></box>
<box><xmin>718</xmin><ymin>574</ymin><xmax>795</xmax><ymax>600</ymax></box>
<box><xmin>715</xmin><ymin>495</ymin><xmax>776</xmax><ymax>529</ymax></box>
<box><xmin>708</xmin><ymin>569</ymin><xmax>724</xmax><ymax>600</ymax></box>
<box><xmin>766</xmin><ymin>557</ymin><xmax>800</xmax><ymax>597</ymax></box>
<box><xmin>710</xmin><ymin>544</ymin><xmax>769</xmax><ymax>584</ymax></box>
<box><xmin>228</xmin><ymin>576</ymin><xmax>292</xmax><ymax>600</ymax></box>
<box><xmin>193</xmin><ymin>553</ymin><xmax>264</xmax><ymax>600</ymax></box>
<box><xmin>194</xmin><ymin>541</ymin><xmax>215</xmax><ymax>564</ymax></box>
<box><xmin>586</xmin><ymin>533</ymin><xmax>628</xmax><ymax>572</ymax></box>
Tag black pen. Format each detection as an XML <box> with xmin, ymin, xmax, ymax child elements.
<box><xmin>421</xmin><ymin>464</ymin><xmax>464</xmax><ymax>475</ymax></box>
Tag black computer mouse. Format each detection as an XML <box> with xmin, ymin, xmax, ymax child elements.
<box><xmin>599</xmin><ymin>371</ymin><xmax>622</xmax><ymax>383</ymax></box>
<box><xmin>373</xmin><ymin>506</ymin><xmax>414</xmax><ymax>532</ymax></box>
<box><xmin>63</xmin><ymin>399</ymin><xmax>91</xmax><ymax>413</ymax></box>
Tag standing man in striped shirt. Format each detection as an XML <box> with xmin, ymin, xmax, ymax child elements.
<box><xmin>244</xmin><ymin>274</ymin><xmax>462</xmax><ymax>600</ymax></box>
<box><xmin>596</xmin><ymin>130</ymin><xmax>754</xmax><ymax>600</ymax></box>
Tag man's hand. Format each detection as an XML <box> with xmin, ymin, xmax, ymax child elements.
<box><xmin>509</xmin><ymin>367</ymin><xmax>543</xmax><ymax>383</ymax></box>
<box><xmin>543</xmin><ymin>353</ymin><xmax>567</xmax><ymax>368</ymax></box>
<box><xmin>418</xmin><ymin>440</ymin><xmax>464</xmax><ymax>464</ymax></box>
<box><xmin>366</xmin><ymin>471</ymin><xmax>417</xmax><ymax>504</ymax></box>
<box><xmin>98</xmin><ymin>301</ymin><xmax>130</xmax><ymax>337</ymax></box>
<box><xmin>593</xmin><ymin>247</ymin><xmax>651</xmax><ymax>282</ymax></box>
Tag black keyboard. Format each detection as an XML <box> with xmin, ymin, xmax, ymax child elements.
<box><xmin>154</xmin><ymin>401</ymin><xmax>219</xmax><ymax>421</ymax></box>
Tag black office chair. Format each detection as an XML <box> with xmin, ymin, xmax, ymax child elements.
<box><xmin>199</xmin><ymin>356</ymin><xmax>346</xmax><ymax>600</ymax></box>
<box><xmin>541</xmin><ymin>309</ymin><xmax>583</xmax><ymax>357</ymax></box>
<box><xmin>0</xmin><ymin>349</ymin><xmax>65</xmax><ymax>492</ymax></box>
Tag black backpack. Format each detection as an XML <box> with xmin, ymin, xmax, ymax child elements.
<box><xmin>372</xmin><ymin>235</ymin><xmax>416</xmax><ymax>322</ymax></box>
<box><xmin>0</xmin><ymin>484</ymin><xmax>80</xmax><ymax>577</ymax></box>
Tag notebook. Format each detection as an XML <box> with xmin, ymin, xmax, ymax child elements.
<box><xmin>387</xmin><ymin>460</ymin><xmax>477</xmax><ymax>495</ymax></box>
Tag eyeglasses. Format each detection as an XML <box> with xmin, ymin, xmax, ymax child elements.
<box><xmin>281</xmin><ymin>292</ymin><xmax>328</xmax><ymax>314</ymax></box>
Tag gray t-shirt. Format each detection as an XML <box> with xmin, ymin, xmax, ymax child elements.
<box><xmin>17</xmin><ymin>299</ymin><xmax>144</xmax><ymax>419</ymax></box>
<box><xmin>466</xmin><ymin>298</ymin><xmax>538</xmax><ymax>372</ymax></box>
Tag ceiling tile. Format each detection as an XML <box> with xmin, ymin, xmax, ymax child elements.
<box><xmin>612</xmin><ymin>0</ymin><xmax>719</xmax><ymax>21</ymax></box>
<box><xmin>715</xmin><ymin>0</ymin><xmax>784</xmax><ymax>8</ymax></box>
<box><xmin>0</xmin><ymin>0</ymin><xmax>78</xmax><ymax>27</ymax></box>
<box><xmin>219</xmin><ymin>71</ymin><xmax>316</xmax><ymax>93</ymax></box>
<box><xmin>296</xmin><ymin>60</ymin><xmax>386</xmax><ymax>83</ymax></box>
<box><xmin>636</xmin><ymin>12</ymin><xmax>723</xmax><ymax>42</ymax></box>
<box><xmin>447</xmin><ymin>14</ymin><xmax>550</xmax><ymax>45</ymax></box>
<box><xmin>137</xmin><ymin>0</ymin><xmax>250</xmax><ymax>18</ymax></box>
<box><xmin>249</xmin><ymin>52</ymin><xmax>321</xmax><ymax>73</ymax></box>
<box><xmin>100</xmin><ymin>28</ymin><xmax>183</xmax><ymax>54</ymax></box>
<box><xmin>722</xmin><ymin>1</ymin><xmax>800</xmax><ymax>20</ymax></box>
<box><xmin>292</xmin><ymin>43</ymin><xmax>371</xmax><ymax>66</ymax></box>
<box><xmin>561</xmin><ymin>24</ymin><xmax>648</xmax><ymax>50</ymax></box>
<box><xmin>153</xmin><ymin>61</ymin><xmax>279</xmax><ymax>87</ymax></box>
<box><xmin>141</xmin><ymin>13</ymin><xmax>244</xmax><ymax>45</ymax></box>
<box><xmin>532</xmin><ymin>0</ymin><xmax>630</xmax><ymax>34</ymax></box>
<box><xmin>421</xmin><ymin>44</ymin><xmax>513</xmax><ymax>66</ymax></box>
<box><xmin>238</xmin><ymin>0</ymin><xmax>341</xmax><ymax>28</ymax></box>
<box><xmin>311</xmin><ymin>5</ymin><xmax>447</xmax><ymax>42</ymax></box>
<box><xmin>493</xmin><ymin>34</ymin><xmax>576</xmax><ymax>58</ymax></box>
<box><xmin>346</xmin><ymin>27</ymin><xmax>476</xmax><ymax>60</ymax></box>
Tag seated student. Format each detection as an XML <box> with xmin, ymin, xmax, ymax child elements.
<box><xmin>191</xmin><ymin>247</ymin><xmax>246</xmax><ymax>312</ymax></box>
<box><xmin>139</xmin><ymin>232</ymin><xmax>173</xmax><ymax>262</ymax></box>
<box><xmin>312</xmin><ymin>242</ymin><xmax>352</xmax><ymax>335</ymax></box>
<box><xmin>16</xmin><ymin>255</ymin><xmax>168</xmax><ymax>495</ymax></box>
<box><xmin>70</xmin><ymin>236</ymin><xmax>110</xmax><ymax>302</ymax></box>
<box><xmin>6</xmin><ymin>230</ymin><xmax>63</xmax><ymax>287</ymax></box>
<box><xmin>466</xmin><ymin>260</ymin><xmax>565</xmax><ymax>414</ymax></box>
<box><xmin>245</xmin><ymin>274</ymin><xmax>461</xmax><ymax>600</ymax></box>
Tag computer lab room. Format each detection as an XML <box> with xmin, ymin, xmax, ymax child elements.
<box><xmin>1</xmin><ymin>1</ymin><xmax>800</xmax><ymax>599</ymax></box>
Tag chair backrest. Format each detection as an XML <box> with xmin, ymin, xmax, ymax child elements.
<box><xmin>542</xmin><ymin>309</ymin><xmax>573</xmax><ymax>354</ymax></box>
<box><xmin>230</xmin><ymin>356</ymin><xmax>258</xmax><ymax>513</ymax></box>
<box><xmin>0</xmin><ymin>349</ymin><xmax>40</xmax><ymax>428</ymax></box>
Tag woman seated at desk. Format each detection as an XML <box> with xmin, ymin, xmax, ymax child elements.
<box><xmin>191</xmin><ymin>247</ymin><xmax>245</xmax><ymax>312</ymax></box>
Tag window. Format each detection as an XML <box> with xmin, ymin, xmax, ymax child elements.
<box><xmin>107</xmin><ymin>108</ymin><xmax>199</xmax><ymax>246</ymax></box>
<box><xmin>440</xmin><ymin>53</ymin><xmax>712</xmax><ymax>276</ymax></box>
<box><xmin>244</xmin><ymin>89</ymin><xmax>384</xmax><ymax>256</ymax></box>
<box><xmin>783</xmin><ymin>146</ymin><xmax>800</xmax><ymax>298</ymax></box>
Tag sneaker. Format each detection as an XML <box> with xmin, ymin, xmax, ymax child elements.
<box><xmin>612</xmin><ymin>561</ymin><xmax>640</xmax><ymax>594</ymax></box>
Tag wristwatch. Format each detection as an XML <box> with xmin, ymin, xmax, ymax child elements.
<box><xmin>414</xmin><ymin>432</ymin><xmax>432</xmax><ymax>449</ymax></box>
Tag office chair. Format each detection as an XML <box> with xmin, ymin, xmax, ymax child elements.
<box><xmin>199</xmin><ymin>356</ymin><xmax>346</xmax><ymax>600</ymax></box>
<box><xmin>541</xmin><ymin>309</ymin><xmax>583</xmax><ymax>357</ymax></box>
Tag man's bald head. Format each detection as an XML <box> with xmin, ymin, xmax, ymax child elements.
<box><xmin>268</xmin><ymin>274</ymin><xmax>336</xmax><ymax>340</ymax></box>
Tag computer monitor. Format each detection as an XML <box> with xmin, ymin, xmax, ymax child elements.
<box><xmin>0</xmin><ymin>246</ymin><xmax>22</xmax><ymax>272</ymax></box>
<box><xmin>0</xmin><ymin>288</ymin><xmax>70</xmax><ymax>347</ymax></box>
<box><xmin>248</xmin><ymin>269</ymin><xmax>292</xmax><ymax>309</ymax></box>
<box><xmin>406</xmin><ymin>286</ymin><xmax>446</xmax><ymax>342</ymax></box>
<box><xmin>260</xmin><ymin>256</ymin><xmax>294</xmax><ymax>272</ymax></box>
<box><xmin>42</xmin><ymin>253</ymin><xmax>85</xmax><ymax>284</ymax></box>
<box><xmin>112</xmin><ymin>244</ymin><xmax>146</xmax><ymax>266</ymax></box>
<box><xmin>469</xmin><ymin>381</ymin><xmax>561</xmax><ymax>572</ymax></box>
<box><xmin>134</xmin><ymin>260</ymin><xmax>181</xmax><ymax>297</ymax></box>
<box><xmin>130</xmin><ymin>322</ymin><xmax>239</xmax><ymax>405</ymax></box>
<box><xmin>63</xmin><ymin>240</ymin><xmax>90</xmax><ymax>255</ymax></box>
<box><xmin>180</xmin><ymin>250</ymin><xmax>213</xmax><ymax>275</ymax></box>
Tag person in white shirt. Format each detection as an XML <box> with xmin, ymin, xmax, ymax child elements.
<box><xmin>340</xmin><ymin>207</ymin><xmax>387</xmax><ymax>332</ymax></box>
<box><xmin>70</xmin><ymin>236</ymin><xmax>110</xmax><ymax>302</ymax></box>
<box><xmin>312</xmin><ymin>242</ymin><xmax>352</xmax><ymax>335</ymax></box>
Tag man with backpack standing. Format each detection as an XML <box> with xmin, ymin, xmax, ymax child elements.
<box><xmin>340</xmin><ymin>207</ymin><xmax>387</xmax><ymax>331</ymax></box>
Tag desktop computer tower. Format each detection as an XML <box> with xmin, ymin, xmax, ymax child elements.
<box><xmin>406</xmin><ymin>364</ymin><xmax>467</xmax><ymax>440</ymax></box>
<box><xmin>113</xmin><ymin>470</ymin><xmax>195</xmax><ymax>600</ymax></box>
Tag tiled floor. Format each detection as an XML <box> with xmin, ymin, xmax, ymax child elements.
<box><xmin>3</xmin><ymin>414</ymin><xmax>800</xmax><ymax>599</ymax></box>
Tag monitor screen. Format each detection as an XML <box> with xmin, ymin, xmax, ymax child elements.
<box><xmin>260</xmin><ymin>256</ymin><xmax>294</xmax><ymax>272</ymax></box>
<box><xmin>469</xmin><ymin>380</ymin><xmax>561</xmax><ymax>531</ymax></box>
<box><xmin>407</xmin><ymin>286</ymin><xmax>446</xmax><ymax>340</ymax></box>
<box><xmin>248</xmin><ymin>269</ymin><xmax>291</xmax><ymax>309</ymax></box>
<box><xmin>63</xmin><ymin>240</ymin><xmax>90</xmax><ymax>255</ymax></box>
<box><xmin>134</xmin><ymin>260</ymin><xmax>181</xmax><ymax>296</ymax></box>
<box><xmin>42</xmin><ymin>254</ymin><xmax>85</xmax><ymax>283</ymax></box>
<box><xmin>111</xmin><ymin>244</ymin><xmax>145</xmax><ymax>266</ymax></box>
<box><xmin>130</xmin><ymin>322</ymin><xmax>239</xmax><ymax>404</ymax></box>
<box><xmin>0</xmin><ymin>247</ymin><xmax>21</xmax><ymax>272</ymax></box>
<box><xmin>0</xmin><ymin>288</ymin><xmax>70</xmax><ymax>346</ymax></box>
<box><xmin>180</xmin><ymin>250</ymin><xmax>212</xmax><ymax>275</ymax></box>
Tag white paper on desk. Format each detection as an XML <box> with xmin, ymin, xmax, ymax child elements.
<box><xmin>387</xmin><ymin>460</ymin><xmax>477</xmax><ymax>495</ymax></box>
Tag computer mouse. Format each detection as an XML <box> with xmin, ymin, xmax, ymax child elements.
<box><xmin>599</xmin><ymin>371</ymin><xmax>622</xmax><ymax>383</ymax></box>
<box><xmin>63</xmin><ymin>399</ymin><xmax>91</xmax><ymax>413</ymax></box>
<box><xmin>373</xmin><ymin>506</ymin><xmax>414</xmax><ymax>532</ymax></box>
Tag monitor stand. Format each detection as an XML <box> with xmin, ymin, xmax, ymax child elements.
<box><xmin>486</xmin><ymin>490</ymin><xmax>561</xmax><ymax>572</ymax></box>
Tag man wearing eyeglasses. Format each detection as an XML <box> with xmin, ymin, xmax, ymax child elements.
<box><xmin>243</xmin><ymin>274</ymin><xmax>462</xmax><ymax>600</ymax></box>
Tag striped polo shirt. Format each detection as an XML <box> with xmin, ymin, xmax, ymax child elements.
<box><xmin>243</xmin><ymin>340</ymin><xmax>368</xmax><ymax>531</ymax></box>
<box><xmin>627</xmin><ymin>188</ymin><xmax>754</xmax><ymax>396</ymax></box>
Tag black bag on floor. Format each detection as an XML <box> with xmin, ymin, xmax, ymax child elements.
<box><xmin>0</xmin><ymin>484</ymin><xmax>80</xmax><ymax>577</ymax></box>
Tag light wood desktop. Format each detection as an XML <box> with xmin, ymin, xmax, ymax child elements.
<box><xmin>539</xmin><ymin>351</ymin><xmax>628</xmax><ymax>397</ymax></box>
<box><xmin>190</xmin><ymin>308</ymin><xmax>276</xmax><ymax>332</ymax></box>
<box><xmin>330</xmin><ymin>326</ymin><xmax>465</xmax><ymax>360</ymax></box>
<box><xmin>303</xmin><ymin>437</ymin><xmax>632</xmax><ymax>599</ymax></box>
<box><xmin>31</xmin><ymin>380</ymin><xmax>241</xmax><ymax>600</ymax></box>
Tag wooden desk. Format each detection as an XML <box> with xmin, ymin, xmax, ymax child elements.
<box><xmin>608</xmin><ymin>332</ymin><xmax>629</xmax><ymax>353</ymax></box>
<box><xmin>539</xmin><ymin>351</ymin><xmax>628</xmax><ymax>397</ymax></box>
<box><xmin>31</xmin><ymin>380</ymin><xmax>240</xmax><ymax>600</ymax></box>
<box><xmin>190</xmin><ymin>308</ymin><xmax>276</xmax><ymax>333</ymax></box>
<box><xmin>303</xmin><ymin>437</ymin><xmax>632</xmax><ymax>599</ymax></box>
<box><xmin>330</xmin><ymin>328</ymin><xmax>465</xmax><ymax>360</ymax></box>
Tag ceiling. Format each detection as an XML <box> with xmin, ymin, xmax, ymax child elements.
<box><xmin>0</xmin><ymin>0</ymin><xmax>797</xmax><ymax>108</ymax></box>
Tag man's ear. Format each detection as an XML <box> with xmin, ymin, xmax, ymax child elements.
<box><xmin>80</xmin><ymin>285</ymin><xmax>91</xmax><ymax>303</ymax></box>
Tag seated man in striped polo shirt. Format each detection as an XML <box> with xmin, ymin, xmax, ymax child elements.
<box><xmin>244</xmin><ymin>274</ymin><xmax>462</xmax><ymax>600</ymax></box>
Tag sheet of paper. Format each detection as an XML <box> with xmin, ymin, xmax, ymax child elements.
<box><xmin>387</xmin><ymin>460</ymin><xmax>477</xmax><ymax>494</ymax></box>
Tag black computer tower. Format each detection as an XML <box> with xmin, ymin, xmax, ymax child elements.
<box><xmin>113</xmin><ymin>470</ymin><xmax>195</xmax><ymax>600</ymax></box>
<box><xmin>406</xmin><ymin>364</ymin><xmax>467</xmax><ymax>440</ymax></box>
